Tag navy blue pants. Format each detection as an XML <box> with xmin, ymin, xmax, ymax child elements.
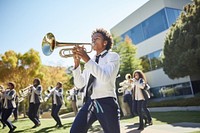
<box><xmin>51</xmin><ymin>104</ymin><xmax>62</xmax><ymax>125</ymax></box>
<box><xmin>2</xmin><ymin>108</ymin><xmax>15</xmax><ymax>130</ymax></box>
<box><xmin>70</xmin><ymin>97</ymin><xmax>120</xmax><ymax>133</ymax></box>
<box><xmin>28</xmin><ymin>103</ymin><xmax>40</xmax><ymax>125</ymax></box>
<box><xmin>123</xmin><ymin>94</ymin><xmax>134</xmax><ymax>116</ymax></box>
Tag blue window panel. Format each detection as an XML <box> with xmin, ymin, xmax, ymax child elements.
<box><xmin>120</xmin><ymin>8</ymin><xmax>181</xmax><ymax>45</ymax></box>
<box><xmin>142</xmin><ymin>9</ymin><xmax>168</xmax><ymax>40</ymax></box>
<box><xmin>130</xmin><ymin>24</ymin><xmax>144</xmax><ymax>44</ymax></box>
<box><xmin>165</xmin><ymin>7</ymin><xmax>181</xmax><ymax>27</ymax></box>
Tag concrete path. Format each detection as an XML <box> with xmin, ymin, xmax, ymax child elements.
<box><xmin>63</xmin><ymin>116</ymin><xmax>200</xmax><ymax>133</ymax></box>
<box><xmin>119</xmin><ymin>122</ymin><xmax>200</xmax><ymax>133</ymax></box>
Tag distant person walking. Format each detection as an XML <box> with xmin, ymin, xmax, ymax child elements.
<box><xmin>132</xmin><ymin>70</ymin><xmax>152</xmax><ymax>130</ymax></box>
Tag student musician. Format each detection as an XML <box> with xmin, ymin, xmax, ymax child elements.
<box><xmin>2</xmin><ymin>82</ymin><xmax>17</xmax><ymax>133</ymax></box>
<box><xmin>28</xmin><ymin>78</ymin><xmax>43</xmax><ymax>128</ymax></box>
<box><xmin>44</xmin><ymin>82</ymin><xmax>64</xmax><ymax>128</ymax></box>
<box><xmin>0</xmin><ymin>85</ymin><xmax>6</xmax><ymax>129</ymax></box>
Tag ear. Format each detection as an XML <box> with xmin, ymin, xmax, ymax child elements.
<box><xmin>104</xmin><ymin>41</ymin><xmax>107</xmax><ymax>46</ymax></box>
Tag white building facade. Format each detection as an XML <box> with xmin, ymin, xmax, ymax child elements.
<box><xmin>111</xmin><ymin>0</ymin><xmax>197</xmax><ymax>100</ymax></box>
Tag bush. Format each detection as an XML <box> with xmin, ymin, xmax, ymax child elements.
<box><xmin>148</xmin><ymin>96</ymin><xmax>200</xmax><ymax>107</ymax></box>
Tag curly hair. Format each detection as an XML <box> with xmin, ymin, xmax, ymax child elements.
<box><xmin>133</xmin><ymin>70</ymin><xmax>147</xmax><ymax>83</ymax></box>
<box><xmin>91</xmin><ymin>28</ymin><xmax>113</xmax><ymax>50</ymax></box>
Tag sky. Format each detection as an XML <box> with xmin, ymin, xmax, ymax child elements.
<box><xmin>0</xmin><ymin>0</ymin><xmax>149</xmax><ymax>68</ymax></box>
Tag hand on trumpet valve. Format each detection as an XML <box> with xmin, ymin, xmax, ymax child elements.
<box><xmin>132</xmin><ymin>78</ymin><xmax>137</xmax><ymax>82</ymax></box>
<box><xmin>44</xmin><ymin>97</ymin><xmax>48</xmax><ymax>102</ymax></box>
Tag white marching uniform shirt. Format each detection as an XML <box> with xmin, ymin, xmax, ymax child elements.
<box><xmin>73</xmin><ymin>50</ymin><xmax>120</xmax><ymax>100</ymax></box>
<box><xmin>133</xmin><ymin>78</ymin><xmax>145</xmax><ymax>101</ymax></box>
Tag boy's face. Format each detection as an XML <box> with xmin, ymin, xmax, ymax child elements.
<box><xmin>92</xmin><ymin>33</ymin><xmax>107</xmax><ymax>53</ymax></box>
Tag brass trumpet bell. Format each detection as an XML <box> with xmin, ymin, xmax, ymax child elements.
<box><xmin>42</xmin><ymin>32</ymin><xmax>92</xmax><ymax>58</ymax></box>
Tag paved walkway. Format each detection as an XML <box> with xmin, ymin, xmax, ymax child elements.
<box><xmin>60</xmin><ymin>107</ymin><xmax>200</xmax><ymax>133</ymax></box>
<box><xmin>119</xmin><ymin>122</ymin><xmax>200</xmax><ymax>133</ymax></box>
<box><xmin>62</xmin><ymin>115</ymin><xmax>200</xmax><ymax>133</ymax></box>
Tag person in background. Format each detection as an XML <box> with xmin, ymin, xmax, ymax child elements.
<box><xmin>28</xmin><ymin>78</ymin><xmax>43</xmax><ymax>128</ymax></box>
<box><xmin>67</xmin><ymin>86</ymin><xmax>78</xmax><ymax>115</ymax></box>
<box><xmin>13</xmin><ymin>93</ymin><xmax>19</xmax><ymax>122</ymax></box>
<box><xmin>70</xmin><ymin>28</ymin><xmax>120</xmax><ymax>133</ymax></box>
<box><xmin>132</xmin><ymin>70</ymin><xmax>152</xmax><ymax>130</ymax></box>
<box><xmin>118</xmin><ymin>73</ymin><xmax>134</xmax><ymax>117</ymax></box>
<box><xmin>2</xmin><ymin>82</ymin><xmax>17</xmax><ymax>133</ymax></box>
<box><xmin>44</xmin><ymin>82</ymin><xmax>64</xmax><ymax>128</ymax></box>
<box><xmin>0</xmin><ymin>85</ymin><xmax>6</xmax><ymax>129</ymax></box>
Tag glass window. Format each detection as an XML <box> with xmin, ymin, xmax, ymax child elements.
<box><xmin>140</xmin><ymin>49</ymin><xmax>163</xmax><ymax>72</ymax></box>
<box><xmin>148</xmin><ymin>49</ymin><xmax>163</xmax><ymax>70</ymax></box>
<box><xmin>165</xmin><ymin>7</ymin><xmax>181</xmax><ymax>27</ymax></box>
<box><xmin>150</xmin><ymin>82</ymin><xmax>192</xmax><ymax>98</ymax></box>
<box><xmin>120</xmin><ymin>8</ymin><xmax>182</xmax><ymax>44</ymax></box>
<box><xmin>130</xmin><ymin>24</ymin><xmax>144</xmax><ymax>44</ymax></box>
<box><xmin>140</xmin><ymin>55</ymin><xmax>151</xmax><ymax>72</ymax></box>
<box><xmin>142</xmin><ymin>8</ymin><xmax>168</xmax><ymax>40</ymax></box>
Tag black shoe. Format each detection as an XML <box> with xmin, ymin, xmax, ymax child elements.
<box><xmin>2</xmin><ymin>125</ymin><xmax>6</xmax><ymax>129</ymax></box>
<box><xmin>9</xmin><ymin>126</ymin><xmax>16</xmax><ymax>133</ymax></box>
<box><xmin>57</xmin><ymin>124</ymin><xmax>63</xmax><ymax>128</ymax></box>
<box><xmin>144</xmin><ymin>118</ymin><xmax>148</xmax><ymax>125</ymax></box>
<box><xmin>148</xmin><ymin>120</ymin><xmax>153</xmax><ymax>125</ymax></box>
<box><xmin>32</xmin><ymin>125</ymin><xmax>38</xmax><ymax>128</ymax></box>
<box><xmin>32</xmin><ymin>123</ymin><xmax>40</xmax><ymax>128</ymax></box>
<box><xmin>55</xmin><ymin>123</ymin><xmax>58</xmax><ymax>127</ymax></box>
<box><xmin>37</xmin><ymin>123</ymin><xmax>41</xmax><ymax>127</ymax></box>
<box><xmin>137</xmin><ymin>127</ymin><xmax>144</xmax><ymax>130</ymax></box>
<box><xmin>13</xmin><ymin>125</ymin><xmax>17</xmax><ymax>130</ymax></box>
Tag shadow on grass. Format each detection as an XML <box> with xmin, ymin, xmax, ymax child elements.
<box><xmin>34</xmin><ymin>122</ymin><xmax>73</xmax><ymax>133</ymax></box>
<box><xmin>151</xmin><ymin>111</ymin><xmax>200</xmax><ymax>128</ymax></box>
<box><xmin>13</xmin><ymin>122</ymin><xmax>73</xmax><ymax>133</ymax></box>
<box><xmin>88</xmin><ymin>124</ymin><xmax>102</xmax><ymax>132</ymax></box>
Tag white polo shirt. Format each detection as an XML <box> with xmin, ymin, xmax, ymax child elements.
<box><xmin>73</xmin><ymin>50</ymin><xmax>120</xmax><ymax>99</ymax></box>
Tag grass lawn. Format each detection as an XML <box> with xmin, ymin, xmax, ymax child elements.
<box><xmin>1</xmin><ymin>111</ymin><xmax>200</xmax><ymax>133</ymax></box>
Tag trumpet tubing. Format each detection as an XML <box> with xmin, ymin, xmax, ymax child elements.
<box><xmin>18</xmin><ymin>85</ymin><xmax>32</xmax><ymax>102</ymax></box>
<box><xmin>118</xmin><ymin>87</ymin><xmax>124</xmax><ymax>93</ymax></box>
<box><xmin>42</xmin><ymin>32</ymin><xmax>92</xmax><ymax>58</ymax></box>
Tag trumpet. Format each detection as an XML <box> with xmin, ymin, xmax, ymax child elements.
<box><xmin>18</xmin><ymin>85</ymin><xmax>33</xmax><ymax>102</ymax></box>
<box><xmin>44</xmin><ymin>86</ymin><xmax>55</xmax><ymax>95</ymax></box>
<box><xmin>42</xmin><ymin>32</ymin><xmax>92</xmax><ymax>58</ymax></box>
<box><xmin>118</xmin><ymin>87</ymin><xmax>124</xmax><ymax>93</ymax></box>
<box><xmin>44</xmin><ymin>86</ymin><xmax>55</xmax><ymax>102</ymax></box>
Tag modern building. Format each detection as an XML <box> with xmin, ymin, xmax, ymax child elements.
<box><xmin>111</xmin><ymin>0</ymin><xmax>199</xmax><ymax>100</ymax></box>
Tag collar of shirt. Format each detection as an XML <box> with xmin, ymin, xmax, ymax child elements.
<box><xmin>96</xmin><ymin>50</ymin><xmax>108</xmax><ymax>58</ymax></box>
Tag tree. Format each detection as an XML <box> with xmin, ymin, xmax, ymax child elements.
<box><xmin>113</xmin><ymin>36</ymin><xmax>143</xmax><ymax>82</ymax></box>
<box><xmin>163</xmin><ymin>0</ymin><xmax>200</xmax><ymax>79</ymax></box>
<box><xmin>0</xmin><ymin>49</ymin><xmax>43</xmax><ymax>117</ymax></box>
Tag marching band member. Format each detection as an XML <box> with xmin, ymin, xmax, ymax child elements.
<box><xmin>132</xmin><ymin>70</ymin><xmax>152</xmax><ymax>130</ymax></box>
<box><xmin>28</xmin><ymin>78</ymin><xmax>43</xmax><ymax>128</ymax></box>
<box><xmin>70</xmin><ymin>28</ymin><xmax>120</xmax><ymax>133</ymax></box>
<box><xmin>0</xmin><ymin>85</ymin><xmax>6</xmax><ymax>129</ymax></box>
<box><xmin>44</xmin><ymin>82</ymin><xmax>64</xmax><ymax>128</ymax></box>
<box><xmin>2</xmin><ymin>82</ymin><xmax>17</xmax><ymax>133</ymax></box>
<box><xmin>66</xmin><ymin>86</ymin><xmax>78</xmax><ymax>115</ymax></box>
<box><xmin>118</xmin><ymin>73</ymin><xmax>134</xmax><ymax>117</ymax></box>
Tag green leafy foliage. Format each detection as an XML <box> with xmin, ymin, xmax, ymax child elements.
<box><xmin>163</xmin><ymin>0</ymin><xmax>200</xmax><ymax>79</ymax></box>
<box><xmin>114</xmin><ymin>36</ymin><xmax>143</xmax><ymax>78</ymax></box>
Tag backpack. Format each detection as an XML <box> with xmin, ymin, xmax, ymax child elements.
<box><xmin>142</xmin><ymin>83</ymin><xmax>151</xmax><ymax>100</ymax></box>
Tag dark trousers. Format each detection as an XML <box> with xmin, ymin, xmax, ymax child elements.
<box><xmin>13</xmin><ymin>105</ymin><xmax>18</xmax><ymax>120</ymax></box>
<box><xmin>143</xmin><ymin>100</ymin><xmax>152</xmax><ymax>122</ymax></box>
<box><xmin>0</xmin><ymin>105</ymin><xmax>6</xmax><ymax>127</ymax></box>
<box><xmin>2</xmin><ymin>108</ymin><xmax>15</xmax><ymax>130</ymax></box>
<box><xmin>123</xmin><ymin>94</ymin><xmax>134</xmax><ymax>115</ymax></box>
<box><xmin>51</xmin><ymin>104</ymin><xmax>62</xmax><ymax>125</ymax></box>
<box><xmin>28</xmin><ymin>103</ymin><xmax>40</xmax><ymax>125</ymax></box>
<box><xmin>137</xmin><ymin>100</ymin><xmax>144</xmax><ymax>128</ymax></box>
<box><xmin>70</xmin><ymin>97</ymin><xmax>120</xmax><ymax>133</ymax></box>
